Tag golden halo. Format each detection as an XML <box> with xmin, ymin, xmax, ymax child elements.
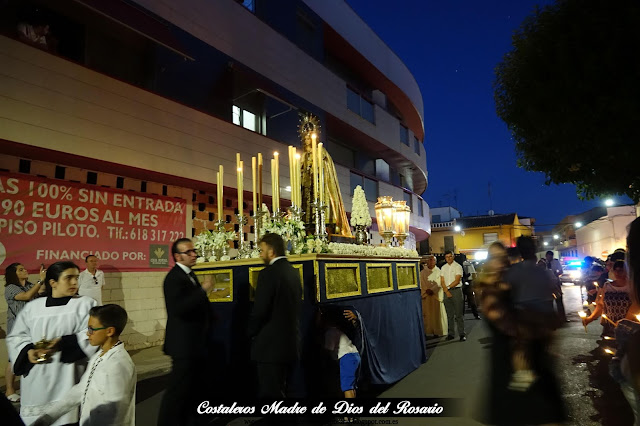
<box><xmin>297</xmin><ymin>112</ymin><xmax>321</xmax><ymax>140</ymax></box>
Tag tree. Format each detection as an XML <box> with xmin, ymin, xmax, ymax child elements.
<box><xmin>494</xmin><ymin>0</ymin><xmax>640</xmax><ymax>202</ymax></box>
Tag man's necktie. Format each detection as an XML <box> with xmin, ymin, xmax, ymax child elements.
<box><xmin>189</xmin><ymin>271</ymin><xmax>199</xmax><ymax>286</ymax></box>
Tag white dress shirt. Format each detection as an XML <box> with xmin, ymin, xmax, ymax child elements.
<box><xmin>38</xmin><ymin>342</ymin><xmax>136</xmax><ymax>425</ymax></box>
<box><xmin>78</xmin><ymin>269</ymin><xmax>105</xmax><ymax>305</ymax></box>
<box><xmin>441</xmin><ymin>261</ymin><xmax>464</xmax><ymax>288</ymax></box>
<box><xmin>176</xmin><ymin>262</ymin><xmax>197</xmax><ymax>285</ymax></box>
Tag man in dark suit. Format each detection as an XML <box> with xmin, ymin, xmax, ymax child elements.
<box><xmin>158</xmin><ymin>238</ymin><xmax>212</xmax><ymax>426</ymax></box>
<box><xmin>248</xmin><ymin>233</ymin><xmax>302</xmax><ymax>399</ymax></box>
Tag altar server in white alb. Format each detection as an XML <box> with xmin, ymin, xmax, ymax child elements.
<box><xmin>77</xmin><ymin>254</ymin><xmax>105</xmax><ymax>305</ymax></box>
<box><xmin>33</xmin><ymin>304</ymin><xmax>136</xmax><ymax>426</ymax></box>
<box><xmin>7</xmin><ymin>261</ymin><xmax>97</xmax><ymax>426</ymax></box>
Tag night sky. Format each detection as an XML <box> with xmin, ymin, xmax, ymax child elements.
<box><xmin>346</xmin><ymin>0</ymin><xmax>632</xmax><ymax>231</ymax></box>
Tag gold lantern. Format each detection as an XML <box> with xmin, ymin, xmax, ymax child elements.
<box><xmin>393</xmin><ymin>200</ymin><xmax>411</xmax><ymax>246</ymax></box>
<box><xmin>375</xmin><ymin>196</ymin><xmax>395</xmax><ymax>247</ymax></box>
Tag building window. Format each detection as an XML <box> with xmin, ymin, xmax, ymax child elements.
<box><xmin>432</xmin><ymin>214</ymin><xmax>441</xmax><ymax>223</ymax></box>
<box><xmin>414</xmin><ymin>136</ymin><xmax>421</xmax><ymax>155</ymax></box>
<box><xmin>403</xmin><ymin>191</ymin><xmax>413</xmax><ymax>211</ymax></box>
<box><xmin>233</xmin><ymin>105</ymin><xmax>258</xmax><ymax>132</ymax></box>
<box><xmin>444</xmin><ymin>235</ymin><xmax>455</xmax><ymax>253</ymax></box>
<box><xmin>326</xmin><ymin>138</ymin><xmax>355</xmax><ymax>168</ymax></box>
<box><xmin>361</xmin><ymin>98</ymin><xmax>374</xmax><ymax>123</ymax></box>
<box><xmin>19</xmin><ymin>159</ymin><xmax>31</xmax><ymax>174</ymax></box>
<box><xmin>86</xmin><ymin>172</ymin><xmax>97</xmax><ymax>185</ymax></box>
<box><xmin>346</xmin><ymin>86</ymin><xmax>375</xmax><ymax>124</ymax></box>
<box><xmin>55</xmin><ymin>166</ymin><xmax>66</xmax><ymax>180</ymax></box>
<box><xmin>400</xmin><ymin>125</ymin><xmax>409</xmax><ymax>146</ymax></box>
<box><xmin>239</xmin><ymin>0</ymin><xmax>255</xmax><ymax>13</ymax></box>
<box><xmin>350</xmin><ymin>172</ymin><xmax>378</xmax><ymax>202</ymax></box>
<box><xmin>375</xmin><ymin>159</ymin><xmax>390</xmax><ymax>182</ymax></box>
<box><xmin>417</xmin><ymin>200</ymin><xmax>424</xmax><ymax>217</ymax></box>
<box><xmin>483</xmin><ymin>233</ymin><xmax>499</xmax><ymax>245</ymax></box>
<box><xmin>347</xmin><ymin>87</ymin><xmax>360</xmax><ymax>113</ymax></box>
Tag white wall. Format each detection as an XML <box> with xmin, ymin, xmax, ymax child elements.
<box><xmin>429</xmin><ymin>206</ymin><xmax>461</xmax><ymax>223</ymax></box>
<box><xmin>575</xmin><ymin>206</ymin><xmax>636</xmax><ymax>259</ymax></box>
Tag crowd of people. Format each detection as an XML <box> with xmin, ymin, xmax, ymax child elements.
<box><xmin>2</xmin><ymin>232</ymin><xmax>363</xmax><ymax>426</ymax></box>
<box><xmin>5</xmin><ymin>222</ymin><xmax>640</xmax><ymax>425</ymax></box>
<box><xmin>419</xmin><ymin>219</ymin><xmax>640</xmax><ymax>425</ymax></box>
<box><xmin>2</xmin><ymin>256</ymin><xmax>134</xmax><ymax>426</ymax></box>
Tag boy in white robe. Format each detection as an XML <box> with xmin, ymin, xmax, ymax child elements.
<box><xmin>34</xmin><ymin>304</ymin><xmax>136</xmax><ymax>426</ymax></box>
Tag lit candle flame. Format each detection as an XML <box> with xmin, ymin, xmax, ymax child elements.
<box><xmin>636</xmin><ymin>314</ymin><xmax>640</xmax><ymax>322</ymax></box>
<box><xmin>604</xmin><ymin>348</ymin><xmax>615</xmax><ymax>355</ymax></box>
<box><xmin>603</xmin><ymin>336</ymin><xmax>615</xmax><ymax>340</ymax></box>
<box><xmin>578</xmin><ymin>311</ymin><xmax>588</xmax><ymax>332</ymax></box>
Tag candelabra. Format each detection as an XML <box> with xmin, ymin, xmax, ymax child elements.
<box><xmin>313</xmin><ymin>201</ymin><xmax>328</xmax><ymax>241</ymax></box>
<box><xmin>235</xmin><ymin>214</ymin><xmax>250</xmax><ymax>259</ymax></box>
<box><xmin>288</xmin><ymin>205</ymin><xmax>305</xmax><ymax>254</ymax></box>
<box><xmin>271</xmin><ymin>208</ymin><xmax>284</xmax><ymax>222</ymax></box>
<box><xmin>252</xmin><ymin>210</ymin><xmax>264</xmax><ymax>247</ymax></box>
<box><xmin>214</xmin><ymin>219</ymin><xmax>229</xmax><ymax>260</ymax></box>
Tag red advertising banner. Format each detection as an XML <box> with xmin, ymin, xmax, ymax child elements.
<box><xmin>0</xmin><ymin>172</ymin><xmax>186</xmax><ymax>272</ymax></box>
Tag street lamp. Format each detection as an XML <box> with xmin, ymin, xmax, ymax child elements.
<box><xmin>543</xmin><ymin>241</ymin><xmax>548</xmax><ymax>246</ymax></box>
<box><xmin>454</xmin><ymin>225</ymin><xmax>461</xmax><ymax>232</ymax></box>
<box><xmin>553</xmin><ymin>234</ymin><xmax>559</xmax><ymax>240</ymax></box>
<box><xmin>575</xmin><ymin>222</ymin><xmax>582</xmax><ymax>228</ymax></box>
<box><xmin>604</xmin><ymin>198</ymin><xmax>614</xmax><ymax>207</ymax></box>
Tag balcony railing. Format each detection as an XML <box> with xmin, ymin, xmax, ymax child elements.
<box><xmin>431</xmin><ymin>221</ymin><xmax>454</xmax><ymax>229</ymax></box>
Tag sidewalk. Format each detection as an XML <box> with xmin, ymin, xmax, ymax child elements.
<box><xmin>129</xmin><ymin>345</ymin><xmax>172</xmax><ymax>382</ymax></box>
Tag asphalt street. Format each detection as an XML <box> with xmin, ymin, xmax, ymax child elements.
<box><xmin>135</xmin><ymin>284</ymin><xmax>634</xmax><ymax>426</ymax></box>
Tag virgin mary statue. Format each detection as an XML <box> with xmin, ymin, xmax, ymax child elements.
<box><xmin>298</xmin><ymin>113</ymin><xmax>352</xmax><ymax>238</ymax></box>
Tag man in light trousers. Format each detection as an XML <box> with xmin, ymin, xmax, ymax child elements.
<box><xmin>441</xmin><ymin>251</ymin><xmax>466</xmax><ymax>341</ymax></box>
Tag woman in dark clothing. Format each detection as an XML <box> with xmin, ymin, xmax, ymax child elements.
<box><xmin>4</xmin><ymin>263</ymin><xmax>45</xmax><ymax>402</ymax></box>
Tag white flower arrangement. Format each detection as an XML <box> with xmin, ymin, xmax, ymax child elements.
<box><xmin>350</xmin><ymin>185</ymin><xmax>372</xmax><ymax>227</ymax></box>
<box><xmin>305</xmin><ymin>237</ymin><xmax>328</xmax><ymax>254</ymax></box>
<box><xmin>260</xmin><ymin>204</ymin><xmax>308</xmax><ymax>254</ymax></box>
<box><xmin>327</xmin><ymin>242</ymin><xmax>418</xmax><ymax>258</ymax></box>
<box><xmin>194</xmin><ymin>228</ymin><xmax>236</xmax><ymax>263</ymax></box>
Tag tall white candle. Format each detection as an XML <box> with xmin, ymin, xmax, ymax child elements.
<box><xmin>295</xmin><ymin>153</ymin><xmax>301</xmax><ymax>207</ymax></box>
<box><xmin>288</xmin><ymin>146</ymin><xmax>294</xmax><ymax>205</ymax></box>
<box><xmin>252</xmin><ymin>157</ymin><xmax>257</xmax><ymax>215</ymax></box>
<box><xmin>311</xmin><ymin>134</ymin><xmax>318</xmax><ymax>201</ymax></box>
<box><xmin>217</xmin><ymin>167</ymin><xmax>223</xmax><ymax>220</ymax></box>
<box><xmin>271</xmin><ymin>158</ymin><xmax>276</xmax><ymax>212</ymax></box>
<box><xmin>318</xmin><ymin>142</ymin><xmax>324</xmax><ymax>203</ymax></box>
<box><xmin>237</xmin><ymin>161</ymin><xmax>243</xmax><ymax>215</ymax></box>
<box><xmin>258</xmin><ymin>153</ymin><xmax>263</xmax><ymax>209</ymax></box>
<box><xmin>274</xmin><ymin>152</ymin><xmax>279</xmax><ymax>212</ymax></box>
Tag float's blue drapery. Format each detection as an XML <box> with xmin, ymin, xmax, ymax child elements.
<box><xmin>326</xmin><ymin>289</ymin><xmax>427</xmax><ymax>385</ymax></box>
<box><xmin>202</xmin><ymin>261</ymin><xmax>427</xmax><ymax>397</ymax></box>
